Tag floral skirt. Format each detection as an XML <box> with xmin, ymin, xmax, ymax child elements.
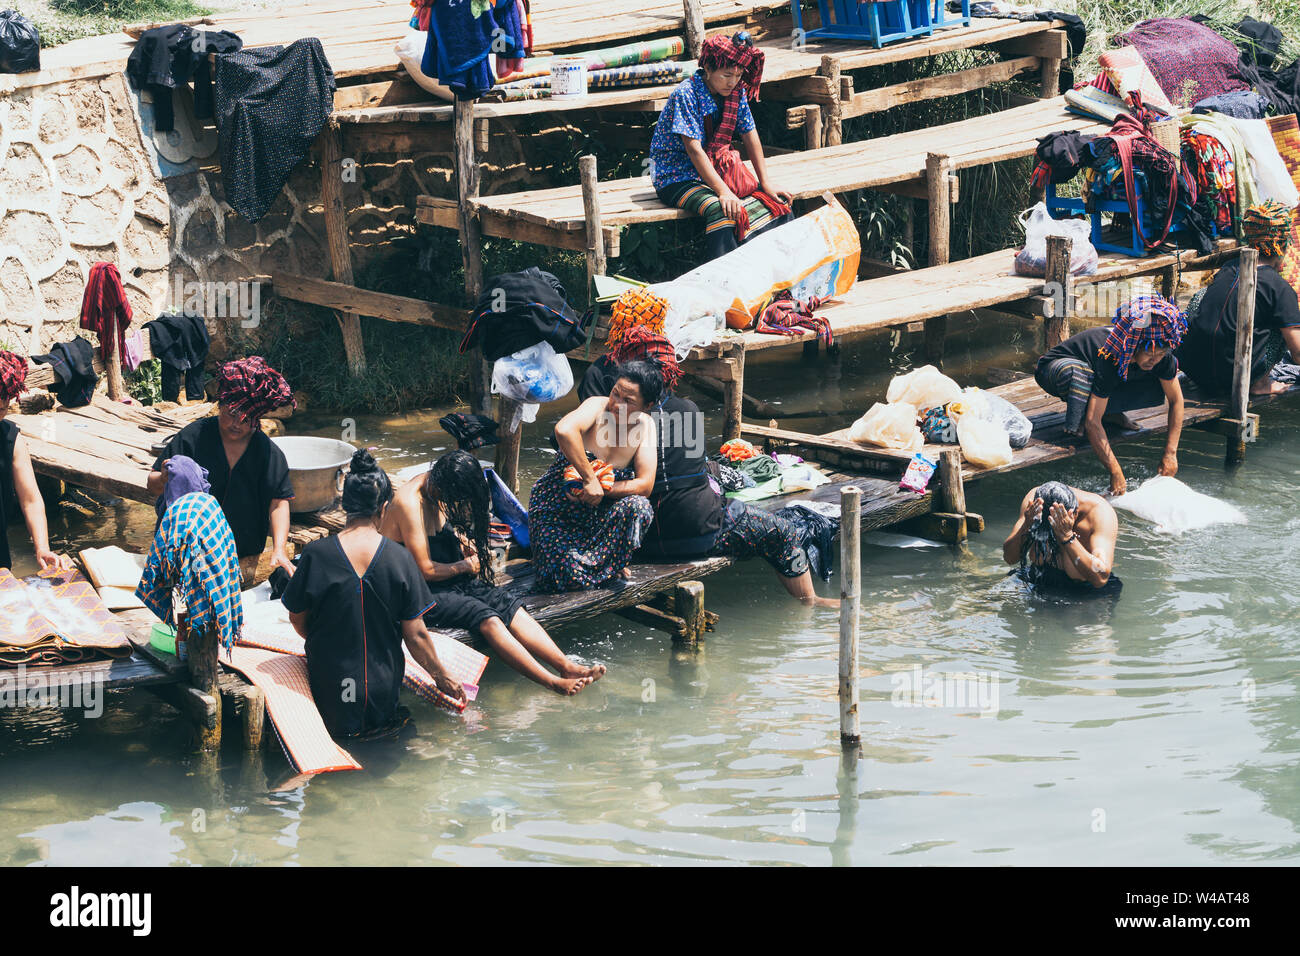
<box><xmin>528</xmin><ymin>456</ymin><xmax>654</xmax><ymax>593</ymax></box>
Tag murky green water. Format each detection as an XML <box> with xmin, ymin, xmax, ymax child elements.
<box><xmin>3</xmin><ymin>311</ymin><xmax>1299</xmax><ymax>865</ymax></box>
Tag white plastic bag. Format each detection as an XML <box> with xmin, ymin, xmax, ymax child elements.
<box><xmin>780</xmin><ymin>464</ymin><xmax>830</xmax><ymax>492</ymax></box>
<box><xmin>1111</xmin><ymin>476</ymin><xmax>1246</xmax><ymax>533</ymax></box>
<box><xmin>950</xmin><ymin>386</ymin><xmax>1033</xmax><ymax>449</ymax></box>
<box><xmin>957</xmin><ymin>415</ymin><xmax>1013</xmax><ymax>467</ymax></box>
<box><xmin>886</xmin><ymin>365</ymin><xmax>962</xmax><ymax>412</ymax></box>
<box><xmin>491</xmin><ymin>341</ymin><xmax>573</xmax><ymax>406</ymax></box>
<box><xmin>848</xmin><ymin>402</ymin><xmax>922</xmax><ymax>452</ymax></box>
<box><xmin>649</xmin><ymin>279</ymin><xmax>728</xmax><ymax>357</ymax></box>
<box><xmin>1013</xmin><ymin>203</ymin><xmax>1098</xmax><ymax>277</ymax></box>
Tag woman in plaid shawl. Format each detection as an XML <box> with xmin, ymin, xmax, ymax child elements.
<box><xmin>0</xmin><ymin>350</ymin><xmax>72</xmax><ymax>572</ymax></box>
<box><xmin>1035</xmin><ymin>295</ymin><xmax>1187</xmax><ymax>496</ymax></box>
<box><xmin>648</xmin><ymin>31</ymin><xmax>792</xmax><ymax>262</ymax></box>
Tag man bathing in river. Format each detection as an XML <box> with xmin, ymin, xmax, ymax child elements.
<box><xmin>1003</xmin><ymin>481</ymin><xmax>1119</xmax><ymax>593</ymax></box>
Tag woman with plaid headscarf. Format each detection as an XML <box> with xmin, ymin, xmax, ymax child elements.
<box><xmin>647</xmin><ymin>31</ymin><xmax>793</xmax><ymax>262</ymax></box>
<box><xmin>1177</xmin><ymin>203</ymin><xmax>1300</xmax><ymax>399</ymax></box>
<box><xmin>147</xmin><ymin>356</ymin><xmax>297</xmax><ymax>581</ymax></box>
<box><xmin>1035</xmin><ymin>295</ymin><xmax>1188</xmax><ymax>496</ymax></box>
<box><xmin>0</xmin><ymin>350</ymin><xmax>72</xmax><ymax>572</ymax></box>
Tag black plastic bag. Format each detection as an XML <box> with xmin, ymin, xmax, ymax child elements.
<box><xmin>0</xmin><ymin>10</ymin><xmax>40</xmax><ymax>74</ymax></box>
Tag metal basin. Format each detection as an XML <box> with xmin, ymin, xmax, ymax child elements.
<box><xmin>272</xmin><ymin>437</ymin><xmax>356</xmax><ymax>513</ymax></box>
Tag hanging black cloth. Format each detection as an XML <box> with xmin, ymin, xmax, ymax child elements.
<box><xmin>1208</xmin><ymin>15</ymin><xmax>1300</xmax><ymax>118</ymax></box>
<box><xmin>30</xmin><ymin>337</ymin><xmax>98</xmax><ymax>408</ymax></box>
<box><xmin>459</xmin><ymin>267</ymin><xmax>593</xmax><ymax>361</ymax></box>
<box><xmin>144</xmin><ymin>313</ymin><xmax>210</xmax><ymax>402</ymax></box>
<box><xmin>126</xmin><ymin>25</ymin><xmax>243</xmax><ymax>134</ymax></box>
<box><xmin>214</xmin><ymin>38</ymin><xmax>336</xmax><ymax>222</ymax></box>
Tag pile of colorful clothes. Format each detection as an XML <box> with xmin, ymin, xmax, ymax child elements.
<box><xmin>708</xmin><ymin>440</ymin><xmax>829</xmax><ymax>503</ymax></box>
<box><xmin>414</xmin><ymin>0</ymin><xmax>531</xmax><ymax>100</ymax></box>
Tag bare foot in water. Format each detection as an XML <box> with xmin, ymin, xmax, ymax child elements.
<box><xmin>561</xmin><ymin>660</ymin><xmax>606</xmax><ymax>683</ymax></box>
<box><xmin>550</xmin><ymin>675</ymin><xmax>591</xmax><ymax>696</ymax></box>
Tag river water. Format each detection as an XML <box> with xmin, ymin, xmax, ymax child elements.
<box><xmin>2</xmin><ymin>311</ymin><xmax>1298</xmax><ymax>866</ymax></box>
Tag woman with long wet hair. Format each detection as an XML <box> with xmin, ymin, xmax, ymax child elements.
<box><xmin>382</xmin><ymin>450</ymin><xmax>604</xmax><ymax>696</ymax></box>
<box><xmin>283</xmin><ymin>449</ymin><xmax>465</xmax><ymax>739</ymax></box>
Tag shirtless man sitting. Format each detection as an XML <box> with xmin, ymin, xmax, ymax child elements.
<box><xmin>528</xmin><ymin>361</ymin><xmax>660</xmax><ymax>593</ymax></box>
<box><xmin>1002</xmin><ymin>481</ymin><xmax>1119</xmax><ymax>592</ymax></box>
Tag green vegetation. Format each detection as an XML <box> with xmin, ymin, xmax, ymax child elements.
<box><xmin>9</xmin><ymin>0</ymin><xmax>212</xmax><ymax>47</ymax></box>
<box><xmin>125</xmin><ymin>357</ymin><xmax>162</xmax><ymax>405</ymax></box>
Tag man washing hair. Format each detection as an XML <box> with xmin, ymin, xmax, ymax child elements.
<box><xmin>1003</xmin><ymin>481</ymin><xmax>1120</xmax><ymax>593</ymax></box>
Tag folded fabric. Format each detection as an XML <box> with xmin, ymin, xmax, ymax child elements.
<box><xmin>735</xmin><ymin>453</ymin><xmax>781</xmax><ymax>483</ymax></box>
<box><xmin>718</xmin><ymin>438</ymin><xmax>756</xmax><ymax>462</ymax></box>
<box><xmin>0</xmin><ymin>568</ymin><xmax>133</xmax><ymax>666</ymax></box>
<box><xmin>1230</xmin><ymin>117</ymin><xmax>1300</xmax><ymax>207</ymax></box>
<box><xmin>440</xmin><ymin>412</ymin><xmax>499</xmax><ymax>451</ymax></box>
<box><xmin>1192</xmin><ymin>90</ymin><xmax>1270</xmax><ymax>119</ymax></box>
<box><xmin>1098</xmin><ymin>46</ymin><xmax>1175</xmax><ymax>116</ymax></box>
<box><xmin>1118</xmin><ymin>17</ymin><xmax>1249</xmax><ymax>109</ymax></box>
<box><xmin>563</xmin><ymin>459</ymin><xmax>616</xmax><ymax>491</ymax></box>
<box><xmin>155</xmin><ymin>455</ymin><xmax>210</xmax><ymax>521</ymax></box>
<box><xmin>30</xmin><ymin>337</ymin><xmax>98</xmax><ymax>408</ymax></box>
<box><xmin>484</xmin><ymin>465</ymin><xmax>529</xmax><ymax>547</ymax></box>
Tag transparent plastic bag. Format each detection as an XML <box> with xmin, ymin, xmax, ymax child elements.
<box><xmin>1013</xmin><ymin>203</ymin><xmax>1098</xmax><ymax>277</ymax></box>
<box><xmin>491</xmin><ymin>341</ymin><xmax>573</xmax><ymax>406</ymax></box>
<box><xmin>886</xmin><ymin>365</ymin><xmax>962</xmax><ymax>413</ymax></box>
<box><xmin>956</xmin><ymin>415</ymin><xmax>1013</xmax><ymax>468</ymax></box>
<box><xmin>848</xmin><ymin>402</ymin><xmax>922</xmax><ymax>453</ymax></box>
<box><xmin>1110</xmin><ymin>476</ymin><xmax>1246</xmax><ymax>533</ymax></box>
<box><xmin>951</xmin><ymin>386</ymin><xmax>1032</xmax><ymax>449</ymax></box>
<box><xmin>649</xmin><ymin>279</ymin><xmax>728</xmax><ymax>357</ymax></box>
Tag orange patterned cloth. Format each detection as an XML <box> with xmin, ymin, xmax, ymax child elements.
<box><xmin>607</xmin><ymin>288</ymin><xmax>667</xmax><ymax>347</ymax></box>
<box><xmin>1265</xmin><ymin>114</ymin><xmax>1300</xmax><ymax>295</ymax></box>
<box><xmin>719</xmin><ymin>438</ymin><xmax>757</xmax><ymax>462</ymax></box>
<box><xmin>0</xmin><ymin>568</ymin><xmax>132</xmax><ymax>666</ymax></box>
<box><xmin>1098</xmin><ymin>47</ymin><xmax>1176</xmax><ymax>116</ymax></box>
<box><xmin>563</xmin><ymin>459</ymin><xmax>616</xmax><ymax>492</ymax></box>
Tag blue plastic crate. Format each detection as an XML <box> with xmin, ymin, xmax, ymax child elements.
<box><xmin>791</xmin><ymin>0</ymin><xmax>940</xmax><ymax>48</ymax></box>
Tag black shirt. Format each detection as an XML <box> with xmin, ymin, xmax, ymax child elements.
<box><xmin>153</xmin><ymin>417</ymin><xmax>294</xmax><ymax>558</ymax></box>
<box><xmin>578</xmin><ymin>355</ymin><xmax>619</xmax><ymax>401</ymax></box>
<box><xmin>1176</xmin><ymin>263</ymin><xmax>1300</xmax><ymax>393</ymax></box>
<box><xmin>281</xmin><ymin>535</ymin><xmax>436</xmax><ymax>738</ymax></box>
<box><xmin>1041</xmin><ymin>325</ymin><xmax>1178</xmax><ymax>399</ymax></box>
<box><xmin>642</xmin><ymin>396</ymin><xmax>724</xmax><ymax>556</ymax></box>
<box><xmin>0</xmin><ymin>420</ymin><xmax>17</xmax><ymax>570</ymax></box>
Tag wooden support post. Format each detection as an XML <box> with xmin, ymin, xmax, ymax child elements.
<box><xmin>1227</xmin><ymin>247</ymin><xmax>1258</xmax><ymax>464</ymax></box>
<box><xmin>455</xmin><ymin>97</ymin><xmax>492</xmax><ymax>416</ymax></box>
<box><xmin>839</xmin><ymin>485</ymin><xmax>861</xmax><ymax>750</ymax></box>
<box><xmin>104</xmin><ymin>321</ymin><xmax>125</xmax><ymax>401</ymax></box>
<box><xmin>1038</xmin><ymin>55</ymin><xmax>1062</xmax><ymax>98</ymax></box>
<box><xmin>683</xmin><ymin>0</ymin><xmax>705</xmax><ymax>60</ymax></box>
<box><xmin>936</xmin><ymin>448</ymin><xmax>967</xmax><ymax>545</ymax></box>
<box><xmin>674</xmin><ymin>580</ymin><xmax>706</xmax><ymax>645</ymax></box>
<box><xmin>818</xmin><ymin>56</ymin><xmax>842</xmax><ymax>148</ymax></box>
<box><xmin>187</xmin><ymin>625</ymin><xmax>221</xmax><ymax>752</ymax></box>
<box><xmin>720</xmin><ymin>342</ymin><xmax>746</xmax><ymax>441</ymax></box>
<box><xmin>320</xmin><ymin>118</ymin><xmax>367</xmax><ymax>377</ymax></box>
<box><xmin>923</xmin><ymin>152</ymin><xmax>952</xmax><ymax>366</ymax></box>
<box><xmin>1043</xmin><ymin>234</ymin><xmax>1073</xmax><ymax>349</ymax></box>
<box><xmin>1160</xmin><ymin>264</ymin><xmax>1178</xmax><ymax>300</ymax></box>
<box><xmin>242</xmin><ymin>685</ymin><xmax>265</xmax><ymax>750</ymax></box>
<box><xmin>802</xmin><ymin>104</ymin><xmax>822</xmax><ymax>152</ymax></box>
<box><xmin>579</xmin><ymin>155</ymin><xmax>607</xmax><ymax>296</ymax></box>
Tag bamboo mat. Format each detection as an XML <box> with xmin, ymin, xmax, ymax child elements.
<box><xmin>0</xmin><ymin>568</ymin><xmax>133</xmax><ymax>666</ymax></box>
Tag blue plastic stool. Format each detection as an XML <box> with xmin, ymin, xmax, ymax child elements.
<box><xmin>1045</xmin><ymin>180</ymin><xmax>1221</xmax><ymax>258</ymax></box>
<box><xmin>932</xmin><ymin>0</ymin><xmax>971</xmax><ymax>28</ymax></box>
<box><xmin>791</xmin><ymin>0</ymin><xmax>936</xmax><ymax>48</ymax></box>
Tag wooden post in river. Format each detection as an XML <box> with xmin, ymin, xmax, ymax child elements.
<box><xmin>455</xmin><ymin>97</ymin><xmax>493</xmax><ymax>417</ymax></box>
<box><xmin>1226</xmin><ymin>247</ymin><xmax>1259</xmax><ymax>464</ymax></box>
<box><xmin>922</xmin><ymin>152</ymin><xmax>952</xmax><ymax>366</ymax></box>
<box><xmin>188</xmin><ymin>624</ymin><xmax>221</xmax><ymax>752</ymax></box>
<box><xmin>839</xmin><ymin>485</ymin><xmax>861</xmax><ymax>750</ymax></box>
<box><xmin>1043</xmin><ymin>234</ymin><xmax>1073</xmax><ymax>349</ymax></box>
<box><xmin>320</xmin><ymin>118</ymin><xmax>367</xmax><ymax>377</ymax></box>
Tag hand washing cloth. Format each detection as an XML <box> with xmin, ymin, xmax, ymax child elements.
<box><xmin>136</xmin><ymin>492</ymin><xmax>243</xmax><ymax>650</ymax></box>
<box><xmin>144</xmin><ymin>313</ymin><xmax>210</xmax><ymax>403</ymax></box>
<box><xmin>420</xmin><ymin>524</ymin><xmax>526</xmax><ymax>633</ymax></box>
<box><xmin>281</xmin><ymin>535</ymin><xmax>438</xmax><ymax>738</ymax></box>
<box><xmin>215</xmin><ymin>38</ymin><xmax>336</xmax><ymax>222</ymax></box>
<box><xmin>527</xmin><ymin>454</ymin><xmax>654</xmax><ymax>593</ymax></box>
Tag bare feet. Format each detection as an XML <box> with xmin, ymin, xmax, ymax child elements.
<box><xmin>549</xmin><ymin>675</ymin><xmax>591</xmax><ymax>696</ymax></box>
<box><xmin>1102</xmin><ymin>412</ymin><xmax>1142</xmax><ymax>431</ymax></box>
<box><xmin>1250</xmin><ymin>378</ymin><xmax>1292</xmax><ymax>397</ymax></box>
<box><xmin>561</xmin><ymin>660</ymin><xmax>606</xmax><ymax>683</ymax></box>
<box><xmin>620</xmin><ymin>567</ymin><xmax>632</xmax><ymax>579</ymax></box>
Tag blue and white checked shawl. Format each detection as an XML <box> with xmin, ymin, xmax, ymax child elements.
<box><xmin>136</xmin><ymin>492</ymin><xmax>244</xmax><ymax>649</ymax></box>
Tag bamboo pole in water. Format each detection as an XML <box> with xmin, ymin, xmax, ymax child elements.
<box><xmin>923</xmin><ymin>152</ymin><xmax>952</xmax><ymax>366</ymax></box>
<box><xmin>1227</xmin><ymin>247</ymin><xmax>1258</xmax><ymax>464</ymax></box>
<box><xmin>839</xmin><ymin>485</ymin><xmax>861</xmax><ymax>750</ymax></box>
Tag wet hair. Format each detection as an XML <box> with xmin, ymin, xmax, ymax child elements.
<box><xmin>613</xmin><ymin>360</ymin><xmax>664</xmax><ymax>407</ymax></box>
<box><xmin>422</xmin><ymin>450</ymin><xmax>494</xmax><ymax>584</ymax></box>
<box><xmin>342</xmin><ymin>449</ymin><xmax>393</xmax><ymax>519</ymax></box>
<box><xmin>1022</xmin><ymin>481</ymin><xmax>1078</xmax><ymax>573</ymax></box>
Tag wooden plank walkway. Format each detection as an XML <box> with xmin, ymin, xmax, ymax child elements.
<box><xmin>456</xmin><ymin>96</ymin><xmax>1100</xmax><ymax>240</ymax></box>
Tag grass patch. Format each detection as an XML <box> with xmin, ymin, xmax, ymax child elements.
<box><xmin>9</xmin><ymin>0</ymin><xmax>212</xmax><ymax>47</ymax></box>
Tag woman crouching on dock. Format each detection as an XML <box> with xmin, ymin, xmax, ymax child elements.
<box><xmin>383</xmin><ymin>451</ymin><xmax>604</xmax><ymax>696</ymax></box>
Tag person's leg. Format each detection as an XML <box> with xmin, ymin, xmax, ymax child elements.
<box><xmin>1102</xmin><ymin>374</ymin><xmax>1168</xmax><ymax>429</ymax></box>
<box><xmin>506</xmin><ymin>608</ymin><xmax>605</xmax><ymax>683</ymax></box>
<box><xmin>1035</xmin><ymin>357</ymin><xmax>1092</xmax><ymax>436</ymax></box>
<box><xmin>659</xmin><ymin>180</ymin><xmax>738</xmax><ymax>262</ymax></box>
<box><xmin>475</xmin><ymin>614</ymin><xmax>592</xmax><ymax>696</ymax></box>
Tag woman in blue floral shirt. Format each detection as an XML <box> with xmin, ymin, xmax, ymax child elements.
<box><xmin>649</xmin><ymin>32</ymin><xmax>792</xmax><ymax>262</ymax></box>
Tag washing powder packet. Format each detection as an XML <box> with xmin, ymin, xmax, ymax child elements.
<box><xmin>899</xmin><ymin>452</ymin><xmax>937</xmax><ymax>493</ymax></box>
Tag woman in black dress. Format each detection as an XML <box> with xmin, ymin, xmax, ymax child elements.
<box><xmin>382</xmin><ymin>451</ymin><xmax>604</xmax><ymax>696</ymax></box>
<box><xmin>282</xmin><ymin>450</ymin><xmax>466</xmax><ymax>739</ymax></box>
